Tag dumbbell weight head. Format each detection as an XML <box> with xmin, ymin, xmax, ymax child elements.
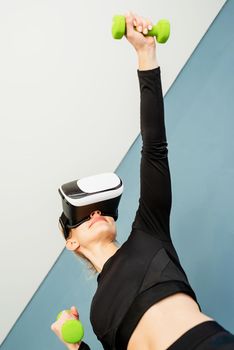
<box><xmin>112</xmin><ymin>15</ymin><xmax>170</xmax><ymax>43</ymax></box>
<box><xmin>56</xmin><ymin>310</ymin><xmax>84</xmax><ymax>344</ymax></box>
<box><xmin>112</xmin><ymin>15</ymin><xmax>126</xmax><ymax>39</ymax></box>
<box><xmin>147</xmin><ymin>19</ymin><xmax>170</xmax><ymax>43</ymax></box>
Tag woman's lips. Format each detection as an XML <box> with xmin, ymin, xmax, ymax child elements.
<box><xmin>89</xmin><ymin>217</ymin><xmax>107</xmax><ymax>228</ymax></box>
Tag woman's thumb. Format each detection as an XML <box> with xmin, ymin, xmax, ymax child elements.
<box><xmin>70</xmin><ymin>305</ymin><xmax>79</xmax><ymax>318</ymax></box>
<box><xmin>125</xmin><ymin>12</ymin><xmax>135</xmax><ymax>37</ymax></box>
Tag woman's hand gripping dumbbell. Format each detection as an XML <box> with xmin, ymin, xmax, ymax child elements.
<box><xmin>112</xmin><ymin>11</ymin><xmax>170</xmax><ymax>50</ymax></box>
<box><xmin>51</xmin><ymin>306</ymin><xmax>84</xmax><ymax>350</ymax></box>
<box><xmin>115</xmin><ymin>12</ymin><xmax>166</xmax><ymax>70</ymax></box>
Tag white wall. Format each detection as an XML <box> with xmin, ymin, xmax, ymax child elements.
<box><xmin>0</xmin><ymin>0</ymin><xmax>226</xmax><ymax>344</ymax></box>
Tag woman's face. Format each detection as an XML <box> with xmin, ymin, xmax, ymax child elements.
<box><xmin>67</xmin><ymin>210</ymin><xmax>117</xmax><ymax>249</ymax></box>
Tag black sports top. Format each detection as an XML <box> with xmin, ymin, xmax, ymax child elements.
<box><xmin>90</xmin><ymin>67</ymin><xmax>198</xmax><ymax>350</ymax></box>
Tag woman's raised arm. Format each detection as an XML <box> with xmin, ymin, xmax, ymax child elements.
<box><xmin>125</xmin><ymin>12</ymin><xmax>172</xmax><ymax>241</ymax></box>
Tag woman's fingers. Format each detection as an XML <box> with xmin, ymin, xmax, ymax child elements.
<box><xmin>131</xmin><ymin>13</ymin><xmax>153</xmax><ymax>34</ymax></box>
<box><xmin>132</xmin><ymin>13</ymin><xmax>143</xmax><ymax>32</ymax></box>
<box><xmin>125</xmin><ymin>11</ymin><xmax>153</xmax><ymax>35</ymax></box>
<box><xmin>146</xmin><ymin>18</ymin><xmax>153</xmax><ymax>31</ymax></box>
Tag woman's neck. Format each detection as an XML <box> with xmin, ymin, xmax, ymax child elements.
<box><xmin>80</xmin><ymin>241</ymin><xmax>120</xmax><ymax>273</ymax></box>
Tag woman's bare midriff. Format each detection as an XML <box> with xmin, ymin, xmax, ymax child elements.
<box><xmin>127</xmin><ymin>293</ymin><xmax>213</xmax><ymax>350</ymax></box>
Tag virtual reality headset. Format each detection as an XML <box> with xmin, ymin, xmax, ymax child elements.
<box><xmin>58</xmin><ymin>172</ymin><xmax>123</xmax><ymax>239</ymax></box>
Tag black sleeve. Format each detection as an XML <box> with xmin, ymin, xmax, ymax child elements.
<box><xmin>79</xmin><ymin>341</ymin><xmax>91</xmax><ymax>350</ymax></box>
<box><xmin>132</xmin><ymin>67</ymin><xmax>172</xmax><ymax>241</ymax></box>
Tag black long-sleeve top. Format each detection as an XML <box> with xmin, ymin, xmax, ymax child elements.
<box><xmin>89</xmin><ymin>67</ymin><xmax>198</xmax><ymax>350</ymax></box>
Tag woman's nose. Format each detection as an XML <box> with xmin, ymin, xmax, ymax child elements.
<box><xmin>90</xmin><ymin>210</ymin><xmax>102</xmax><ymax>218</ymax></box>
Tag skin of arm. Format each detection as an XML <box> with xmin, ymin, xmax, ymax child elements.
<box><xmin>137</xmin><ymin>48</ymin><xmax>159</xmax><ymax>71</ymax></box>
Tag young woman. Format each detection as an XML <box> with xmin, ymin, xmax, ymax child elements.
<box><xmin>51</xmin><ymin>12</ymin><xmax>234</xmax><ymax>350</ymax></box>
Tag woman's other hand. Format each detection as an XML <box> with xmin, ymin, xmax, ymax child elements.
<box><xmin>51</xmin><ymin>306</ymin><xmax>82</xmax><ymax>350</ymax></box>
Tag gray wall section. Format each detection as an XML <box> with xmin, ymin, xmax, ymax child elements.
<box><xmin>2</xmin><ymin>1</ymin><xmax>234</xmax><ymax>348</ymax></box>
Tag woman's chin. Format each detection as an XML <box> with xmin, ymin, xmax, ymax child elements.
<box><xmin>91</xmin><ymin>222</ymin><xmax>116</xmax><ymax>239</ymax></box>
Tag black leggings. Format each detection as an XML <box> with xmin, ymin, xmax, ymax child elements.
<box><xmin>167</xmin><ymin>321</ymin><xmax>234</xmax><ymax>350</ymax></box>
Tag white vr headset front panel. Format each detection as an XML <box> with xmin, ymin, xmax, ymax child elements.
<box><xmin>60</xmin><ymin>173</ymin><xmax>124</xmax><ymax>207</ymax></box>
<box><xmin>78</xmin><ymin>173</ymin><xmax>121</xmax><ymax>193</ymax></box>
<box><xmin>61</xmin><ymin>185</ymin><xmax>124</xmax><ymax>207</ymax></box>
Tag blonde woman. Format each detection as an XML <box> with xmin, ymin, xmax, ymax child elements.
<box><xmin>51</xmin><ymin>12</ymin><xmax>234</xmax><ymax>350</ymax></box>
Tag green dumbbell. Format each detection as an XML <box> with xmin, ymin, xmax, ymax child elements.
<box><xmin>56</xmin><ymin>310</ymin><xmax>84</xmax><ymax>344</ymax></box>
<box><xmin>112</xmin><ymin>15</ymin><xmax>170</xmax><ymax>43</ymax></box>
